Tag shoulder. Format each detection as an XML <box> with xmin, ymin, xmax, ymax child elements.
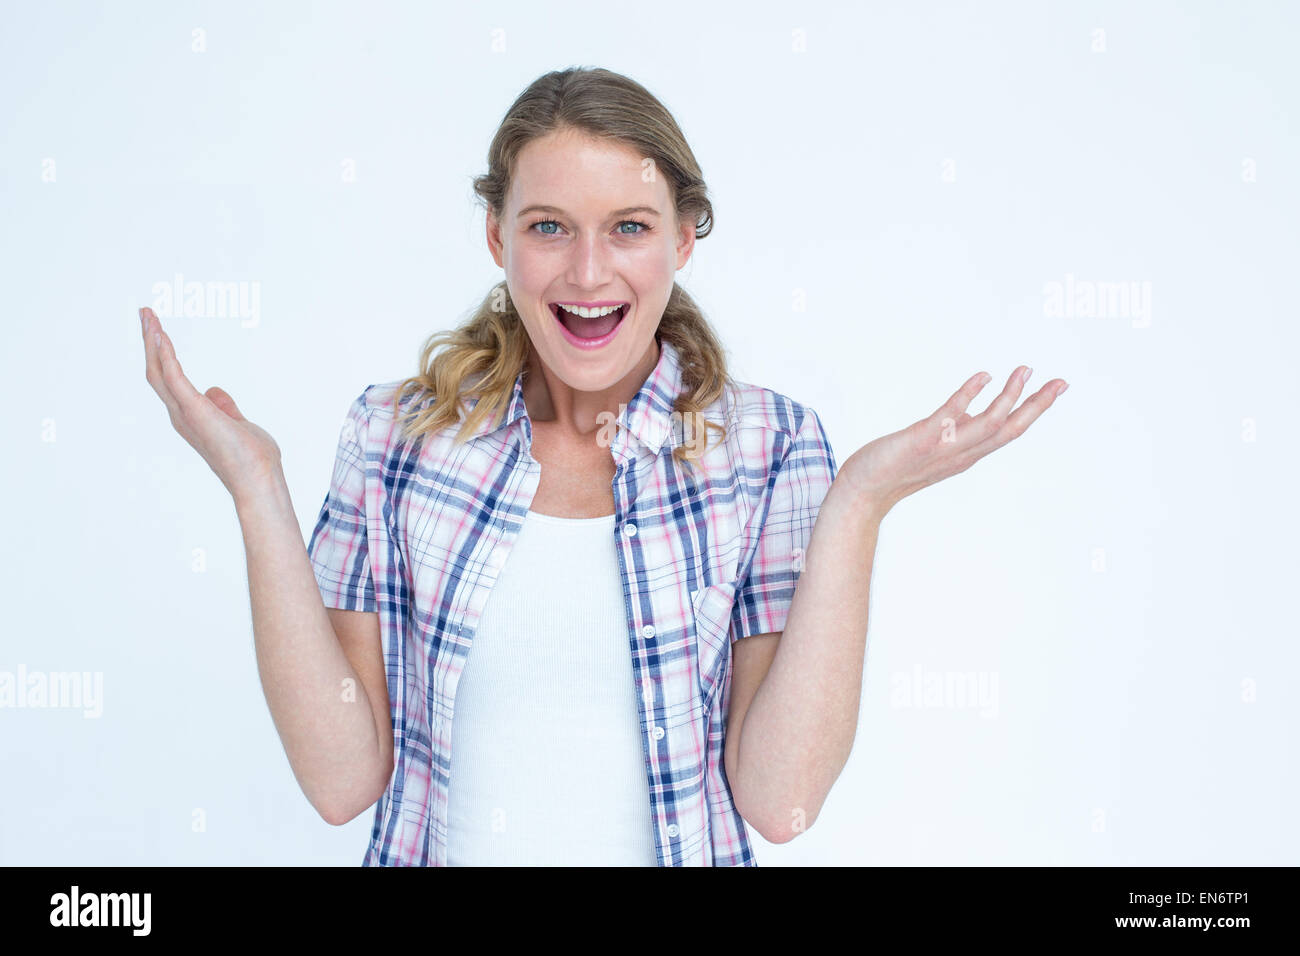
<box><xmin>696</xmin><ymin>378</ymin><xmax>838</xmax><ymax>530</ymax></box>
<box><xmin>323</xmin><ymin>380</ymin><xmax>439</xmax><ymax>462</ymax></box>
<box><xmin>713</xmin><ymin>376</ymin><xmax>830</xmax><ymax>450</ymax></box>
<box><xmin>353</xmin><ymin>378</ymin><xmax>440</xmax><ymax>432</ymax></box>
<box><xmin>356</xmin><ymin>379</ymin><xmax>434</xmax><ymax>417</ymax></box>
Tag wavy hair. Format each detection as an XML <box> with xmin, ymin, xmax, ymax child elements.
<box><xmin>390</xmin><ymin>67</ymin><xmax>730</xmax><ymax>469</ymax></box>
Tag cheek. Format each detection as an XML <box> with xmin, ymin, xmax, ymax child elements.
<box><xmin>502</xmin><ymin>242</ymin><xmax>527</xmax><ymax>272</ymax></box>
<box><xmin>624</xmin><ymin>244</ymin><xmax>677</xmax><ymax>287</ymax></box>
<box><xmin>505</xmin><ymin>250</ymin><xmax>551</xmax><ymax>292</ymax></box>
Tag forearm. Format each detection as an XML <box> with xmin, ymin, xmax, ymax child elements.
<box><xmin>234</xmin><ymin>474</ymin><xmax>388</xmax><ymax>823</ymax></box>
<box><xmin>732</xmin><ymin>476</ymin><xmax>884</xmax><ymax>841</ymax></box>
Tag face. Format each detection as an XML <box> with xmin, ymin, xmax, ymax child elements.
<box><xmin>486</xmin><ymin>127</ymin><xmax>696</xmax><ymax>393</ymax></box>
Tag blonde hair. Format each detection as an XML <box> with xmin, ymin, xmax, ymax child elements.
<box><xmin>390</xmin><ymin>67</ymin><xmax>731</xmax><ymax>469</ymax></box>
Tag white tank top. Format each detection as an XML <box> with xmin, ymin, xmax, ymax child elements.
<box><xmin>445</xmin><ymin>508</ymin><xmax>658</xmax><ymax>866</ymax></box>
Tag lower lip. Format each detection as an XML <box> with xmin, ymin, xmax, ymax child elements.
<box><xmin>553</xmin><ymin>304</ymin><xmax>628</xmax><ymax>350</ymax></box>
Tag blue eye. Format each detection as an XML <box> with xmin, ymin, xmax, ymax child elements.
<box><xmin>528</xmin><ymin>218</ymin><xmax>652</xmax><ymax>237</ymax></box>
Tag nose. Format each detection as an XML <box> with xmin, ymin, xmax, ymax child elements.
<box><xmin>565</xmin><ymin>229</ymin><xmax>613</xmax><ymax>290</ymax></box>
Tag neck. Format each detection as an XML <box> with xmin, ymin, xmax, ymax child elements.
<box><xmin>522</xmin><ymin>337</ymin><xmax>661</xmax><ymax>440</ymax></box>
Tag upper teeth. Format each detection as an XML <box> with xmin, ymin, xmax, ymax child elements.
<box><xmin>557</xmin><ymin>304</ymin><xmax>623</xmax><ymax>318</ymax></box>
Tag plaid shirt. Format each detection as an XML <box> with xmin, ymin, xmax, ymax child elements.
<box><xmin>307</xmin><ymin>338</ymin><xmax>838</xmax><ymax>865</ymax></box>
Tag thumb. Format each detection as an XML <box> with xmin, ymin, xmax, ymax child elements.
<box><xmin>205</xmin><ymin>386</ymin><xmax>247</xmax><ymax>422</ymax></box>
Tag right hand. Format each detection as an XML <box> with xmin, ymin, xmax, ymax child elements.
<box><xmin>140</xmin><ymin>306</ymin><xmax>284</xmax><ymax>504</ymax></box>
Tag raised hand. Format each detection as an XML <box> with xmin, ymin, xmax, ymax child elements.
<box><xmin>139</xmin><ymin>306</ymin><xmax>283</xmax><ymax>504</ymax></box>
<box><xmin>839</xmin><ymin>365</ymin><xmax>1068</xmax><ymax>517</ymax></box>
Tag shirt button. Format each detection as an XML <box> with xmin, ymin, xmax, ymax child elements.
<box><xmin>666</xmin><ymin>824</ymin><xmax>679</xmax><ymax>838</ymax></box>
<box><xmin>652</xmin><ymin>725</ymin><xmax>665</xmax><ymax>740</ymax></box>
<box><xmin>623</xmin><ymin>522</ymin><xmax>637</xmax><ymax>537</ymax></box>
<box><xmin>641</xmin><ymin>624</ymin><xmax>656</xmax><ymax>638</ymax></box>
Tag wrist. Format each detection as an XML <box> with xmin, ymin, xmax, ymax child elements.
<box><xmin>835</xmin><ymin>451</ymin><xmax>895</xmax><ymax>523</ymax></box>
<box><xmin>232</xmin><ymin>466</ymin><xmax>291</xmax><ymax>521</ymax></box>
<box><xmin>824</xmin><ymin>472</ymin><xmax>891</xmax><ymax>529</ymax></box>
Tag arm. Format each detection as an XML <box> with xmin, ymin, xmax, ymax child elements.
<box><xmin>236</xmin><ymin>477</ymin><xmax>393</xmax><ymax>825</ymax></box>
<box><xmin>326</xmin><ymin>607</ymin><xmax>394</xmax><ymax>821</ymax></box>
<box><xmin>726</xmin><ymin>481</ymin><xmax>882</xmax><ymax>843</ymax></box>
<box><xmin>729</xmin><ymin>366</ymin><xmax>1067</xmax><ymax>842</ymax></box>
<box><xmin>139</xmin><ymin>306</ymin><xmax>391</xmax><ymax>826</ymax></box>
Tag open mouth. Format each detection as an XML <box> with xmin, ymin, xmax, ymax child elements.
<box><xmin>549</xmin><ymin>302</ymin><xmax>629</xmax><ymax>348</ymax></box>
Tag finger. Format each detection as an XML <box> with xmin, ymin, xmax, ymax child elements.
<box><xmin>205</xmin><ymin>386</ymin><xmax>247</xmax><ymax>422</ymax></box>
<box><xmin>156</xmin><ymin>325</ymin><xmax>208</xmax><ymax>408</ymax></box>
<box><xmin>935</xmin><ymin>371</ymin><xmax>992</xmax><ymax>420</ymax></box>
<box><xmin>141</xmin><ymin>307</ymin><xmax>183</xmax><ymax>421</ymax></box>
<box><xmin>929</xmin><ymin>371</ymin><xmax>993</xmax><ymax>445</ymax></box>
<box><xmin>969</xmin><ymin>379</ymin><xmax>1067</xmax><ymax>456</ymax></box>
<box><xmin>148</xmin><ymin>314</ymin><xmax>215</xmax><ymax>432</ymax></box>
<box><xmin>971</xmin><ymin>365</ymin><xmax>1032</xmax><ymax>433</ymax></box>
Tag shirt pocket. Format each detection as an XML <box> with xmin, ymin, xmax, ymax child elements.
<box><xmin>692</xmin><ymin>580</ymin><xmax>738</xmax><ymax>713</ymax></box>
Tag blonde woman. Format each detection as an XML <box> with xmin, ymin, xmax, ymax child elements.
<box><xmin>139</xmin><ymin>67</ymin><xmax>1066</xmax><ymax>866</ymax></box>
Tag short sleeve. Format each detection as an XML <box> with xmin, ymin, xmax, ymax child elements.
<box><xmin>306</xmin><ymin>390</ymin><xmax>377</xmax><ymax>613</ymax></box>
<box><xmin>730</xmin><ymin>405</ymin><xmax>838</xmax><ymax>640</ymax></box>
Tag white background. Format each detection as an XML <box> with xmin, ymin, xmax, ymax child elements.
<box><xmin>2</xmin><ymin>0</ymin><xmax>1296</xmax><ymax>865</ymax></box>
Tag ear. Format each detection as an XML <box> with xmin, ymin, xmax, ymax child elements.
<box><xmin>486</xmin><ymin>209</ymin><xmax>505</xmax><ymax>268</ymax></box>
<box><xmin>675</xmin><ymin>215</ymin><xmax>696</xmax><ymax>270</ymax></box>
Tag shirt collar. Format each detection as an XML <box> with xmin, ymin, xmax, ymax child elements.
<box><xmin>462</xmin><ymin>337</ymin><xmax>686</xmax><ymax>456</ymax></box>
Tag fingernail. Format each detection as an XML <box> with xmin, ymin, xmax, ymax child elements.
<box><xmin>139</xmin><ymin>308</ymin><xmax>146</xmax><ymax>328</ymax></box>
<box><xmin>1058</xmin><ymin>381</ymin><xmax>1069</xmax><ymax>395</ymax></box>
<box><xmin>1022</xmin><ymin>366</ymin><xmax>1033</xmax><ymax>383</ymax></box>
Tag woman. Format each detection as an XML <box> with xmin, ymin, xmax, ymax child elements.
<box><xmin>139</xmin><ymin>67</ymin><xmax>1067</xmax><ymax>866</ymax></box>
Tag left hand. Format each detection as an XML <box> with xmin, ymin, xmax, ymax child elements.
<box><xmin>840</xmin><ymin>365</ymin><xmax>1068</xmax><ymax>517</ymax></box>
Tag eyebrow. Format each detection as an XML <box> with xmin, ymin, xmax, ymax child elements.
<box><xmin>515</xmin><ymin>204</ymin><xmax>662</xmax><ymax>220</ymax></box>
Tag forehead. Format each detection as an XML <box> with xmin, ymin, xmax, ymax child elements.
<box><xmin>507</xmin><ymin>128</ymin><xmax>669</xmax><ymax>214</ymax></box>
